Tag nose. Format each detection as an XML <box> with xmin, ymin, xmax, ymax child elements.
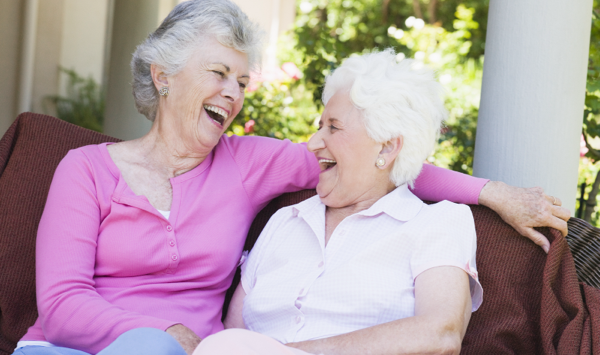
<box><xmin>222</xmin><ymin>77</ymin><xmax>242</xmax><ymax>102</ymax></box>
<box><xmin>307</xmin><ymin>129</ymin><xmax>325</xmax><ymax>153</ymax></box>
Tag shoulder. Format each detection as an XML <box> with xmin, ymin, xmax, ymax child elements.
<box><xmin>58</xmin><ymin>144</ymin><xmax>107</xmax><ymax>170</ymax></box>
<box><xmin>219</xmin><ymin>134</ymin><xmax>305</xmax><ymax>158</ymax></box>
<box><xmin>419</xmin><ymin>200</ymin><xmax>473</xmax><ymax>223</ymax></box>
<box><xmin>258</xmin><ymin>195</ymin><xmax>320</xmax><ymax>240</ymax></box>
<box><xmin>410</xmin><ymin>201</ymin><xmax>475</xmax><ymax>241</ymax></box>
<box><xmin>220</xmin><ymin>134</ymin><xmax>288</xmax><ymax>149</ymax></box>
<box><xmin>262</xmin><ymin>203</ymin><xmax>300</xmax><ymax>231</ymax></box>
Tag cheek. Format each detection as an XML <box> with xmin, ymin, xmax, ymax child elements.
<box><xmin>234</xmin><ymin>93</ymin><xmax>245</xmax><ymax>113</ymax></box>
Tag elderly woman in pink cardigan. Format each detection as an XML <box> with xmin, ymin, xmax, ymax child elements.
<box><xmin>14</xmin><ymin>1</ymin><xmax>569</xmax><ymax>355</ymax></box>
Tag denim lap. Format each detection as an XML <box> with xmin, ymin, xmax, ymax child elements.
<box><xmin>14</xmin><ymin>328</ymin><xmax>186</xmax><ymax>355</ymax></box>
<box><xmin>13</xmin><ymin>346</ymin><xmax>90</xmax><ymax>355</ymax></box>
<box><xmin>97</xmin><ymin>328</ymin><xmax>187</xmax><ymax>355</ymax></box>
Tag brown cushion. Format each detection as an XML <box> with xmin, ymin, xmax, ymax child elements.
<box><xmin>0</xmin><ymin>113</ymin><xmax>120</xmax><ymax>354</ymax></box>
<box><xmin>1</xmin><ymin>113</ymin><xmax>598</xmax><ymax>354</ymax></box>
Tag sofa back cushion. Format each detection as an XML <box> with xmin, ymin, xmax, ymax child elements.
<box><xmin>0</xmin><ymin>113</ymin><xmax>595</xmax><ymax>354</ymax></box>
<box><xmin>0</xmin><ymin>113</ymin><xmax>120</xmax><ymax>354</ymax></box>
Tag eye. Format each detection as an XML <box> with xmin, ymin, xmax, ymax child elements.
<box><xmin>239</xmin><ymin>82</ymin><xmax>247</xmax><ymax>89</ymax></box>
<box><xmin>328</xmin><ymin>124</ymin><xmax>338</xmax><ymax>132</ymax></box>
<box><xmin>212</xmin><ymin>70</ymin><xmax>225</xmax><ymax>77</ymax></box>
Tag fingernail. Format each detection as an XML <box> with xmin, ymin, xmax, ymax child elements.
<box><xmin>543</xmin><ymin>245</ymin><xmax>549</xmax><ymax>253</ymax></box>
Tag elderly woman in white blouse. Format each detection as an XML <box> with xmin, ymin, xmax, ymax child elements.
<box><xmin>192</xmin><ymin>49</ymin><xmax>483</xmax><ymax>355</ymax></box>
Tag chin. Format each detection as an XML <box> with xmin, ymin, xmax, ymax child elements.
<box><xmin>316</xmin><ymin>189</ymin><xmax>342</xmax><ymax>208</ymax></box>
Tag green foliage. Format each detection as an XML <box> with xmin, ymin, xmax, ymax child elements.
<box><xmin>578</xmin><ymin>0</ymin><xmax>600</xmax><ymax>223</ymax></box>
<box><xmin>227</xmin><ymin>73</ymin><xmax>319</xmax><ymax>142</ymax></box>
<box><xmin>278</xmin><ymin>1</ymin><xmax>484</xmax><ymax>174</ymax></box>
<box><xmin>395</xmin><ymin>5</ymin><xmax>483</xmax><ymax>174</ymax></box>
<box><xmin>45</xmin><ymin>68</ymin><xmax>104</xmax><ymax>132</ymax></box>
<box><xmin>284</xmin><ymin>0</ymin><xmax>487</xmax><ymax>106</ymax></box>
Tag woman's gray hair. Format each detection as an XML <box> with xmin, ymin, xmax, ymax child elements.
<box><xmin>131</xmin><ymin>0</ymin><xmax>264</xmax><ymax>121</ymax></box>
<box><xmin>322</xmin><ymin>49</ymin><xmax>447</xmax><ymax>187</ymax></box>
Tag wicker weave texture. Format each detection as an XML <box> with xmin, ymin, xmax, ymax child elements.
<box><xmin>565</xmin><ymin>217</ymin><xmax>600</xmax><ymax>289</ymax></box>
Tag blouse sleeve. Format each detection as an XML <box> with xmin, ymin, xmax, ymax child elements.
<box><xmin>35</xmin><ymin>150</ymin><xmax>176</xmax><ymax>354</ymax></box>
<box><xmin>410</xmin><ymin>163</ymin><xmax>489</xmax><ymax>205</ymax></box>
<box><xmin>409</xmin><ymin>201</ymin><xmax>483</xmax><ymax>311</ymax></box>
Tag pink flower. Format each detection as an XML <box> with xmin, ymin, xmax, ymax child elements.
<box><xmin>581</xmin><ymin>134</ymin><xmax>589</xmax><ymax>157</ymax></box>
<box><xmin>281</xmin><ymin>62</ymin><xmax>302</xmax><ymax>80</ymax></box>
<box><xmin>245</xmin><ymin>120</ymin><xmax>255</xmax><ymax>133</ymax></box>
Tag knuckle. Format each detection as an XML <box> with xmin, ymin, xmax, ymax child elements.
<box><xmin>531</xmin><ymin>186</ymin><xmax>544</xmax><ymax>194</ymax></box>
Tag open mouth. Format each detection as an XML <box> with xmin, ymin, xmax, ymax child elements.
<box><xmin>319</xmin><ymin>159</ymin><xmax>337</xmax><ymax>172</ymax></box>
<box><xmin>204</xmin><ymin>105</ymin><xmax>227</xmax><ymax>126</ymax></box>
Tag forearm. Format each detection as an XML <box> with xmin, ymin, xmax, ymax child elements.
<box><xmin>411</xmin><ymin>164</ymin><xmax>489</xmax><ymax>205</ymax></box>
<box><xmin>287</xmin><ymin>316</ymin><xmax>462</xmax><ymax>355</ymax></box>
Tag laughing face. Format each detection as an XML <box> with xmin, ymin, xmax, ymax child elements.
<box><xmin>307</xmin><ymin>91</ymin><xmax>393</xmax><ymax>208</ymax></box>
<box><xmin>156</xmin><ymin>36</ymin><xmax>249</xmax><ymax>154</ymax></box>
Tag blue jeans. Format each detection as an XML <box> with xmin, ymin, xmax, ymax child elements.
<box><xmin>13</xmin><ymin>328</ymin><xmax>188</xmax><ymax>355</ymax></box>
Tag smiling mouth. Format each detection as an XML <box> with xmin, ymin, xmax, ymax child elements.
<box><xmin>319</xmin><ymin>159</ymin><xmax>337</xmax><ymax>172</ymax></box>
<box><xmin>204</xmin><ymin>105</ymin><xmax>227</xmax><ymax>126</ymax></box>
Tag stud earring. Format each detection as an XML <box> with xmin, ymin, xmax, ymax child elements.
<box><xmin>159</xmin><ymin>87</ymin><xmax>170</xmax><ymax>97</ymax></box>
<box><xmin>376</xmin><ymin>157</ymin><xmax>386</xmax><ymax>168</ymax></box>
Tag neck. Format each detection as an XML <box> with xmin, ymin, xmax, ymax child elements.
<box><xmin>324</xmin><ymin>181</ymin><xmax>396</xmax><ymax>245</ymax></box>
<box><xmin>134</xmin><ymin>116</ymin><xmax>212</xmax><ymax>178</ymax></box>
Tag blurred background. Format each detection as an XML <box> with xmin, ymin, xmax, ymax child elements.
<box><xmin>0</xmin><ymin>0</ymin><xmax>599</xmax><ymax>224</ymax></box>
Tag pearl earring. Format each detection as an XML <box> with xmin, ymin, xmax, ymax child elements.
<box><xmin>376</xmin><ymin>157</ymin><xmax>386</xmax><ymax>168</ymax></box>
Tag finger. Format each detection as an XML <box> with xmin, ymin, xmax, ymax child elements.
<box><xmin>544</xmin><ymin>194</ymin><xmax>561</xmax><ymax>206</ymax></box>
<box><xmin>553</xmin><ymin>196</ymin><xmax>562</xmax><ymax>206</ymax></box>
<box><xmin>552</xmin><ymin>205</ymin><xmax>571</xmax><ymax>222</ymax></box>
<box><xmin>546</xmin><ymin>215</ymin><xmax>569</xmax><ymax>237</ymax></box>
<box><xmin>520</xmin><ymin>227</ymin><xmax>550</xmax><ymax>253</ymax></box>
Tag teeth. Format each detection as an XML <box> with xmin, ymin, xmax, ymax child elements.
<box><xmin>320</xmin><ymin>159</ymin><xmax>336</xmax><ymax>164</ymax></box>
<box><xmin>203</xmin><ymin>105</ymin><xmax>227</xmax><ymax>119</ymax></box>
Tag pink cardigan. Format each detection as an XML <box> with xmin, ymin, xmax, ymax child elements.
<box><xmin>21</xmin><ymin>135</ymin><xmax>488</xmax><ymax>354</ymax></box>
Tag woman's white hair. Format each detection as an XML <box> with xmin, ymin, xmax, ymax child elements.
<box><xmin>131</xmin><ymin>0</ymin><xmax>264</xmax><ymax>121</ymax></box>
<box><xmin>322</xmin><ymin>49</ymin><xmax>447</xmax><ymax>187</ymax></box>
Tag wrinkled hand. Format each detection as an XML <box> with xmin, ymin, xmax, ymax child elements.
<box><xmin>478</xmin><ymin>181</ymin><xmax>571</xmax><ymax>253</ymax></box>
<box><xmin>166</xmin><ymin>324</ymin><xmax>202</xmax><ymax>355</ymax></box>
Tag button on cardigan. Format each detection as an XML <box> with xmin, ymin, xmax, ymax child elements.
<box><xmin>20</xmin><ymin>134</ymin><xmax>488</xmax><ymax>354</ymax></box>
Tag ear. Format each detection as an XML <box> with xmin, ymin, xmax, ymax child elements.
<box><xmin>150</xmin><ymin>64</ymin><xmax>169</xmax><ymax>91</ymax></box>
<box><xmin>378</xmin><ymin>136</ymin><xmax>403</xmax><ymax>169</ymax></box>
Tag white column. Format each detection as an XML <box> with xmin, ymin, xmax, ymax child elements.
<box><xmin>473</xmin><ymin>0</ymin><xmax>593</xmax><ymax>214</ymax></box>
<box><xmin>17</xmin><ymin>0</ymin><xmax>38</xmax><ymax>113</ymax></box>
<box><xmin>103</xmin><ymin>0</ymin><xmax>163</xmax><ymax>140</ymax></box>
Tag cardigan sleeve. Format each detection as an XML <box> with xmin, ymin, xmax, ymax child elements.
<box><xmin>224</xmin><ymin>135</ymin><xmax>320</xmax><ymax>212</ymax></box>
<box><xmin>410</xmin><ymin>163</ymin><xmax>489</xmax><ymax>205</ymax></box>
<box><xmin>226</xmin><ymin>135</ymin><xmax>487</xmax><ymax>208</ymax></box>
<box><xmin>35</xmin><ymin>149</ymin><xmax>176</xmax><ymax>354</ymax></box>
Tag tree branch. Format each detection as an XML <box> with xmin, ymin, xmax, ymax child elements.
<box><xmin>412</xmin><ymin>0</ymin><xmax>423</xmax><ymax>19</ymax></box>
<box><xmin>428</xmin><ymin>0</ymin><xmax>438</xmax><ymax>24</ymax></box>
<box><xmin>584</xmin><ymin>170</ymin><xmax>600</xmax><ymax>221</ymax></box>
<box><xmin>583</xmin><ymin>131</ymin><xmax>600</xmax><ymax>161</ymax></box>
<box><xmin>382</xmin><ymin>0</ymin><xmax>391</xmax><ymax>23</ymax></box>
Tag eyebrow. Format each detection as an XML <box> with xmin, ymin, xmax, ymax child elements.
<box><xmin>212</xmin><ymin>62</ymin><xmax>250</xmax><ymax>79</ymax></box>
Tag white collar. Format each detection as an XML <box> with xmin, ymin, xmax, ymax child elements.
<box><xmin>292</xmin><ymin>184</ymin><xmax>423</xmax><ymax>223</ymax></box>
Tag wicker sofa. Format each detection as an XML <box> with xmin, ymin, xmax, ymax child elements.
<box><xmin>1</xmin><ymin>113</ymin><xmax>599</xmax><ymax>354</ymax></box>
